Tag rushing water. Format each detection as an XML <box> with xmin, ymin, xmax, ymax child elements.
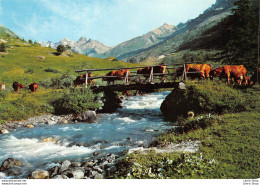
<box><xmin>0</xmin><ymin>91</ymin><xmax>175</xmax><ymax>178</ymax></box>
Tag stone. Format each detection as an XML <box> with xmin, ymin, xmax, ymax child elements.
<box><xmin>30</xmin><ymin>169</ymin><xmax>49</xmax><ymax>179</ymax></box>
<box><xmin>0</xmin><ymin>129</ymin><xmax>9</xmax><ymax>134</ymax></box>
<box><xmin>0</xmin><ymin>158</ymin><xmax>23</xmax><ymax>171</ymax></box>
<box><xmin>0</xmin><ymin>172</ymin><xmax>6</xmax><ymax>178</ymax></box>
<box><xmin>93</xmin><ymin>166</ymin><xmax>103</xmax><ymax>173</ymax></box>
<box><xmin>61</xmin><ymin>119</ymin><xmax>69</xmax><ymax>124</ymax></box>
<box><xmin>107</xmin><ymin>166</ymin><xmax>117</xmax><ymax>174</ymax></box>
<box><xmin>7</xmin><ymin>166</ymin><xmax>22</xmax><ymax>176</ymax></box>
<box><xmin>67</xmin><ymin>169</ymin><xmax>84</xmax><ymax>179</ymax></box>
<box><xmin>71</xmin><ymin>162</ymin><xmax>81</xmax><ymax>167</ymax></box>
<box><xmin>51</xmin><ymin>175</ymin><xmax>63</xmax><ymax>179</ymax></box>
<box><xmin>74</xmin><ymin>111</ymin><xmax>98</xmax><ymax>123</ymax></box>
<box><xmin>35</xmin><ymin>55</ymin><xmax>45</xmax><ymax>60</ymax></box>
<box><xmin>93</xmin><ymin>151</ymin><xmax>99</xmax><ymax>156</ymax></box>
<box><xmin>82</xmin><ymin>161</ymin><xmax>94</xmax><ymax>168</ymax></box>
<box><xmin>46</xmin><ymin>120</ymin><xmax>57</xmax><ymax>125</ymax></box>
<box><xmin>60</xmin><ymin>160</ymin><xmax>71</xmax><ymax>173</ymax></box>
<box><xmin>42</xmin><ymin>137</ymin><xmax>56</xmax><ymax>143</ymax></box>
<box><xmin>49</xmin><ymin>166</ymin><xmax>59</xmax><ymax>177</ymax></box>
<box><xmin>94</xmin><ymin>173</ymin><xmax>104</xmax><ymax>179</ymax></box>
<box><xmin>26</xmin><ymin>124</ymin><xmax>34</xmax><ymax>128</ymax></box>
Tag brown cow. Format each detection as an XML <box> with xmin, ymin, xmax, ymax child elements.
<box><xmin>210</xmin><ymin>65</ymin><xmax>248</xmax><ymax>85</ymax></box>
<box><xmin>74</xmin><ymin>73</ymin><xmax>95</xmax><ymax>87</ymax></box>
<box><xmin>29</xmin><ymin>82</ymin><xmax>38</xmax><ymax>92</ymax></box>
<box><xmin>13</xmin><ymin>82</ymin><xmax>24</xmax><ymax>92</ymax></box>
<box><xmin>0</xmin><ymin>83</ymin><xmax>5</xmax><ymax>91</ymax></box>
<box><xmin>137</xmin><ymin>63</ymin><xmax>167</xmax><ymax>83</ymax></box>
<box><xmin>103</xmin><ymin>69</ymin><xmax>130</xmax><ymax>85</ymax></box>
<box><xmin>185</xmin><ymin>64</ymin><xmax>211</xmax><ymax>79</ymax></box>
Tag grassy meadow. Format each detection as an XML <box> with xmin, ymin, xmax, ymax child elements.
<box><xmin>110</xmin><ymin>82</ymin><xmax>260</xmax><ymax>179</ymax></box>
<box><xmin>0</xmin><ymin>36</ymin><xmax>138</xmax><ymax>122</ymax></box>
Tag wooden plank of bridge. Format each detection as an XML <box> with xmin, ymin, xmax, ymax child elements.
<box><xmin>91</xmin><ymin>82</ymin><xmax>180</xmax><ymax>94</ymax></box>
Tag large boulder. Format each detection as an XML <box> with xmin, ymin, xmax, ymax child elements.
<box><xmin>73</xmin><ymin>111</ymin><xmax>98</xmax><ymax>123</ymax></box>
<box><xmin>0</xmin><ymin>129</ymin><xmax>9</xmax><ymax>134</ymax></box>
<box><xmin>160</xmin><ymin>83</ymin><xmax>196</xmax><ymax>121</ymax></box>
<box><xmin>0</xmin><ymin>158</ymin><xmax>23</xmax><ymax>172</ymax></box>
<box><xmin>100</xmin><ymin>90</ymin><xmax>122</xmax><ymax>113</ymax></box>
<box><xmin>28</xmin><ymin>169</ymin><xmax>49</xmax><ymax>179</ymax></box>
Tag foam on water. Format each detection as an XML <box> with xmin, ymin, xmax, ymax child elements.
<box><xmin>0</xmin><ymin>136</ymin><xmax>94</xmax><ymax>162</ymax></box>
<box><xmin>0</xmin><ymin>91</ymin><xmax>173</xmax><ymax>178</ymax></box>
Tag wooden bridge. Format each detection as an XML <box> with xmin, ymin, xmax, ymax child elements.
<box><xmin>75</xmin><ymin>64</ymin><xmax>200</xmax><ymax>93</ymax></box>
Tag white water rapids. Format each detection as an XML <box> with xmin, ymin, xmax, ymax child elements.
<box><xmin>0</xmin><ymin>91</ymin><xmax>176</xmax><ymax>178</ymax></box>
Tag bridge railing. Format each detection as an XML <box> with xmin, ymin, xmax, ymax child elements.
<box><xmin>75</xmin><ymin>64</ymin><xmax>202</xmax><ymax>88</ymax></box>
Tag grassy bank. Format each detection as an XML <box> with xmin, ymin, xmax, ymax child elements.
<box><xmin>111</xmin><ymin>83</ymin><xmax>260</xmax><ymax>179</ymax></box>
<box><xmin>0</xmin><ymin>36</ymin><xmax>138</xmax><ymax>123</ymax></box>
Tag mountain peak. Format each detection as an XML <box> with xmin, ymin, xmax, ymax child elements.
<box><xmin>78</xmin><ymin>36</ymin><xmax>89</xmax><ymax>42</ymax></box>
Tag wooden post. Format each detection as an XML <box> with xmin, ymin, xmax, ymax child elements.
<box><xmin>85</xmin><ymin>71</ymin><xmax>88</xmax><ymax>88</ymax></box>
<box><xmin>182</xmin><ymin>64</ymin><xmax>187</xmax><ymax>82</ymax></box>
<box><xmin>124</xmin><ymin>69</ymin><xmax>129</xmax><ymax>85</ymax></box>
<box><xmin>149</xmin><ymin>67</ymin><xmax>154</xmax><ymax>83</ymax></box>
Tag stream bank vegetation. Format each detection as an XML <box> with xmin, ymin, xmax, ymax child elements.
<box><xmin>110</xmin><ymin>82</ymin><xmax>259</xmax><ymax>179</ymax></box>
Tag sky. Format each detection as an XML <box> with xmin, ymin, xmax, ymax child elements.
<box><xmin>0</xmin><ymin>0</ymin><xmax>216</xmax><ymax>46</ymax></box>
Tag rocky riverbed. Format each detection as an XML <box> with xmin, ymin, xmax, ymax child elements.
<box><xmin>0</xmin><ymin>91</ymin><xmax>201</xmax><ymax>179</ymax></box>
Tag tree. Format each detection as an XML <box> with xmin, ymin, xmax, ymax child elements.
<box><xmin>221</xmin><ymin>0</ymin><xmax>258</xmax><ymax>71</ymax></box>
<box><xmin>57</xmin><ymin>45</ymin><xmax>66</xmax><ymax>54</ymax></box>
<box><xmin>28</xmin><ymin>39</ymin><xmax>33</xmax><ymax>44</ymax></box>
<box><xmin>0</xmin><ymin>43</ymin><xmax>6</xmax><ymax>52</ymax></box>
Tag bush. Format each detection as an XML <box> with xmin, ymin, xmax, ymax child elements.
<box><xmin>114</xmin><ymin>152</ymin><xmax>217</xmax><ymax>179</ymax></box>
<box><xmin>39</xmin><ymin>74</ymin><xmax>75</xmax><ymax>89</ymax></box>
<box><xmin>25</xmin><ymin>69</ymin><xmax>34</xmax><ymax>74</ymax></box>
<box><xmin>57</xmin><ymin>45</ymin><xmax>66</xmax><ymax>54</ymax></box>
<box><xmin>0</xmin><ymin>43</ymin><xmax>6</xmax><ymax>52</ymax></box>
<box><xmin>177</xmin><ymin>114</ymin><xmax>221</xmax><ymax>133</ymax></box>
<box><xmin>44</xmin><ymin>68</ymin><xmax>60</xmax><ymax>73</ymax></box>
<box><xmin>0</xmin><ymin>91</ymin><xmax>7</xmax><ymax>100</ymax></box>
<box><xmin>51</xmin><ymin>87</ymin><xmax>101</xmax><ymax>114</ymax></box>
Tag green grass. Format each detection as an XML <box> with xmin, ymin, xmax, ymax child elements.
<box><xmin>111</xmin><ymin>83</ymin><xmax>260</xmax><ymax>179</ymax></box>
<box><xmin>0</xmin><ymin>36</ymin><xmax>139</xmax><ymax>122</ymax></box>
<box><xmin>112</xmin><ymin>111</ymin><xmax>259</xmax><ymax>179</ymax></box>
<box><xmin>0</xmin><ymin>36</ymin><xmax>138</xmax><ymax>85</ymax></box>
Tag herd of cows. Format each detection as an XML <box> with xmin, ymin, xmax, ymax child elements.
<box><xmin>0</xmin><ymin>63</ymin><xmax>259</xmax><ymax>93</ymax></box>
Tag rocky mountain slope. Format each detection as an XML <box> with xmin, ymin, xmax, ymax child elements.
<box><xmin>0</xmin><ymin>25</ymin><xmax>18</xmax><ymax>38</ymax></box>
<box><xmin>96</xmin><ymin>23</ymin><xmax>177</xmax><ymax>59</ymax></box>
<box><xmin>40</xmin><ymin>37</ymin><xmax>111</xmax><ymax>57</ymax></box>
<box><xmin>119</xmin><ymin>0</ymin><xmax>236</xmax><ymax>62</ymax></box>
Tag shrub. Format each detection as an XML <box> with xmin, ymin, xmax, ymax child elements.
<box><xmin>177</xmin><ymin>114</ymin><xmax>221</xmax><ymax>133</ymax></box>
<box><xmin>50</xmin><ymin>74</ymin><xmax>75</xmax><ymax>89</ymax></box>
<box><xmin>51</xmin><ymin>87</ymin><xmax>101</xmax><ymax>114</ymax></box>
<box><xmin>0</xmin><ymin>43</ymin><xmax>6</xmax><ymax>52</ymax></box>
<box><xmin>39</xmin><ymin>74</ymin><xmax>75</xmax><ymax>89</ymax></box>
<box><xmin>44</xmin><ymin>68</ymin><xmax>60</xmax><ymax>73</ymax></box>
<box><xmin>25</xmin><ymin>69</ymin><xmax>34</xmax><ymax>74</ymax></box>
<box><xmin>57</xmin><ymin>45</ymin><xmax>66</xmax><ymax>54</ymax></box>
<box><xmin>114</xmin><ymin>152</ymin><xmax>217</xmax><ymax>179</ymax></box>
<box><xmin>0</xmin><ymin>91</ymin><xmax>7</xmax><ymax>100</ymax></box>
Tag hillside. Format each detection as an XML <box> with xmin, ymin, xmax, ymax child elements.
<box><xmin>0</xmin><ymin>36</ymin><xmax>137</xmax><ymax>86</ymax></box>
<box><xmin>0</xmin><ymin>25</ymin><xmax>18</xmax><ymax>38</ymax></box>
<box><xmin>119</xmin><ymin>0</ymin><xmax>236</xmax><ymax>62</ymax></box>
<box><xmin>96</xmin><ymin>23</ymin><xmax>177</xmax><ymax>59</ymax></box>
